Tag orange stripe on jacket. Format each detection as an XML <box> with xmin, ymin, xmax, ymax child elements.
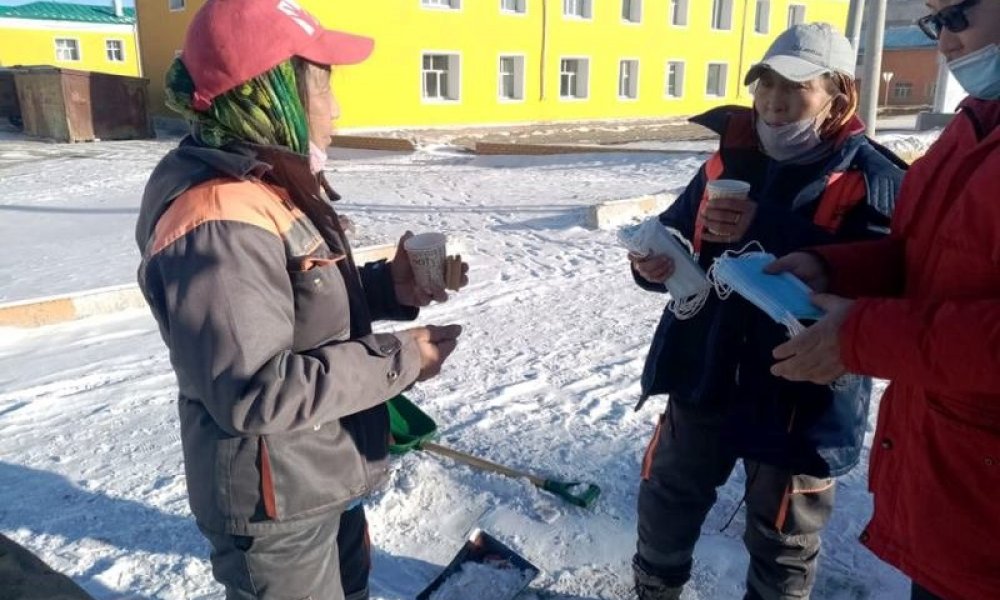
<box><xmin>774</xmin><ymin>481</ymin><xmax>792</xmax><ymax>532</ymax></box>
<box><xmin>149</xmin><ymin>178</ymin><xmax>307</xmax><ymax>257</ymax></box>
<box><xmin>692</xmin><ymin>152</ymin><xmax>726</xmax><ymax>254</ymax></box>
<box><xmin>641</xmin><ymin>416</ymin><xmax>665</xmax><ymax>481</ymax></box>
<box><xmin>813</xmin><ymin>171</ymin><xmax>868</xmax><ymax>233</ymax></box>
<box><xmin>693</xmin><ymin>155</ymin><xmax>867</xmax><ymax>253</ymax></box>
<box><xmin>259</xmin><ymin>437</ymin><xmax>278</xmax><ymax>520</ymax></box>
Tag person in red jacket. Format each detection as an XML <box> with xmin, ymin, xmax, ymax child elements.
<box><xmin>768</xmin><ymin>1</ymin><xmax>1000</xmax><ymax>599</ymax></box>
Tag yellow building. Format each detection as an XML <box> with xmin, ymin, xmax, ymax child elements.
<box><xmin>0</xmin><ymin>1</ymin><xmax>142</xmax><ymax>77</ymax></box>
<box><xmin>137</xmin><ymin>0</ymin><xmax>849</xmax><ymax>130</ymax></box>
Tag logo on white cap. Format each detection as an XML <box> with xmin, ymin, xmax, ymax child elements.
<box><xmin>277</xmin><ymin>0</ymin><xmax>316</xmax><ymax>36</ymax></box>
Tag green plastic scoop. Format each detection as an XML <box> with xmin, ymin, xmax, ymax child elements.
<box><xmin>387</xmin><ymin>395</ymin><xmax>601</xmax><ymax>509</ymax></box>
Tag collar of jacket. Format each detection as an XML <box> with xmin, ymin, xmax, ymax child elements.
<box><xmin>235</xmin><ymin>142</ymin><xmax>319</xmax><ymax>198</ymax></box>
<box><xmin>229</xmin><ymin>141</ymin><xmax>344</xmax><ymax>203</ymax></box>
<box><xmin>136</xmin><ymin>138</ymin><xmax>343</xmax><ymax>252</ymax></box>
<box><xmin>957</xmin><ymin>97</ymin><xmax>1000</xmax><ymax>141</ymax></box>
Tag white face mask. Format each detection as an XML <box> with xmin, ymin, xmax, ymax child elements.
<box><xmin>755</xmin><ymin>116</ymin><xmax>824</xmax><ymax>162</ymax></box>
<box><xmin>308</xmin><ymin>141</ymin><xmax>328</xmax><ymax>174</ymax></box>
<box><xmin>618</xmin><ymin>218</ymin><xmax>713</xmax><ymax>319</ymax></box>
<box><xmin>948</xmin><ymin>43</ymin><xmax>1000</xmax><ymax>101</ymax></box>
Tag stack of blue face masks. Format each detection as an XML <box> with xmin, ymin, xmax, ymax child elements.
<box><xmin>709</xmin><ymin>251</ymin><xmax>824</xmax><ymax>334</ymax></box>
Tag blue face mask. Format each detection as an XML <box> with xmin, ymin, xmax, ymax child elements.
<box><xmin>948</xmin><ymin>44</ymin><xmax>1000</xmax><ymax>100</ymax></box>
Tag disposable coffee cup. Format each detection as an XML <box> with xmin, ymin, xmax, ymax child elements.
<box><xmin>404</xmin><ymin>232</ymin><xmax>448</xmax><ymax>291</ymax></box>
<box><xmin>706</xmin><ymin>179</ymin><xmax>752</xmax><ymax>200</ymax></box>
<box><xmin>704</xmin><ymin>180</ymin><xmax>752</xmax><ymax>236</ymax></box>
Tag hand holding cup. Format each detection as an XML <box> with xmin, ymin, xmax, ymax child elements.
<box><xmin>701</xmin><ymin>180</ymin><xmax>755</xmax><ymax>244</ymax></box>
<box><xmin>392</xmin><ymin>232</ymin><xmax>469</xmax><ymax>307</ymax></box>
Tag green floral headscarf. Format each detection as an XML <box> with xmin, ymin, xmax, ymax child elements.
<box><xmin>165</xmin><ymin>58</ymin><xmax>309</xmax><ymax>154</ymax></box>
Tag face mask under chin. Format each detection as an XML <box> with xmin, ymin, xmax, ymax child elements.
<box><xmin>753</xmin><ymin>93</ymin><xmax>839</xmax><ymax>161</ymax></box>
<box><xmin>755</xmin><ymin>116</ymin><xmax>824</xmax><ymax>161</ymax></box>
<box><xmin>308</xmin><ymin>140</ymin><xmax>328</xmax><ymax>174</ymax></box>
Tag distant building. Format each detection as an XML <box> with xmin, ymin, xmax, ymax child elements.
<box><xmin>859</xmin><ymin>25</ymin><xmax>937</xmax><ymax>108</ymax></box>
<box><xmin>136</xmin><ymin>0</ymin><xmax>851</xmax><ymax>130</ymax></box>
<box><xmin>0</xmin><ymin>1</ymin><xmax>141</xmax><ymax>77</ymax></box>
<box><xmin>886</xmin><ymin>0</ymin><xmax>925</xmax><ymax>27</ymax></box>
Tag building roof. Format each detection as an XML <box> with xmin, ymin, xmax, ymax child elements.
<box><xmin>0</xmin><ymin>2</ymin><xmax>135</xmax><ymax>25</ymax></box>
<box><xmin>883</xmin><ymin>25</ymin><xmax>937</xmax><ymax>50</ymax></box>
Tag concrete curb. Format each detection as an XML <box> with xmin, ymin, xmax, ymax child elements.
<box><xmin>0</xmin><ymin>243</ymin><xmax>399</xmax><ymax>329</ymax></box>
<box><xmin>330</xmin><ymin>135</ymin><xmax>416</xmax><ymax>152</ymax></box>
<box><xmin>587</xmin><ymin>193</ymin><xmax>675</xmax><ymax>230</ymax></box>
<box><xmin>474</xmin><ymin>141</ymin><xmax>687</xmax><ymax>156</ymax></box>
<box><xmin>0</xmin><ymin>284</ymin><xmax>146</xmax><ymax>329</ymax></box>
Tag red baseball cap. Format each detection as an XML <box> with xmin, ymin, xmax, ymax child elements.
<box><xmin>182</xmin><ymin>0</ymin><xmax>374</xmax><ymax>111</ymax></box>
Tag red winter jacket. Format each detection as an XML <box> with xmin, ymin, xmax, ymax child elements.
<box><xmin>814</xmin><ymin>98</ymin><xmax>1000</xmax><ymax>600</ymax></box>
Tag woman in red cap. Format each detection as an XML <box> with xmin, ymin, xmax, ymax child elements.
<box><xmin>134</xmin><ymin>1</ymin><xmax>466</xmax><ymax>598</ymax></box>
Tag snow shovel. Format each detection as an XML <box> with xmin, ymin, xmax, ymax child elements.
<box><xmin>415</xmin><ymin>528</ymin><xmax>539</xmax><ymax>600</ymax></box>
<box><xmin>387</xmin><ymin>394</ymin><xmax>602</xmax><ymax>509</ymax></box>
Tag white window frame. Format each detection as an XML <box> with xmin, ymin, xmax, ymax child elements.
<box><xmin>421</xmin><ymin>52</ymin><xmax>461</xmax><ymax>103</ymax></box>
<box><xmin>706</xmin><ymin>62</ymin><xmax>729</xmax><ymax>98</ymax></box>
<box><xmin>787</xmin><ymin>4</ymin><xmax>806</xmax><ymax>27</ymax></box>
<box><xmin>498</xmin><ymin>54</ymin><xmax>526</xmax><ymax>102</ymax></box>
<box><xmin>563</xmin><ymin>0</ymin><xmax>592</xmax><ymax>19</ymax></box>
<box><xmin>622</xmin><ymin>0</ymin><xmax>642</xmax><ymax>24</ymax></box>
<box><xmin>893</xmin><ymin>82</ymin><xmax>913</xmax><ymax>100</ymax></box>
<box><xmin>559</xmin><ymin>57</ymin><xmax>590</xmax><ymax>100</ymax></box>
<box><xmin>618</xmin><ymin>59</ymin><xmax>640</xmax><ymax>99</ymax></box>
<box><xmin>754</xmin><ymin>0</ymin><xmax>770</xmax><ymax>34</ymax></box>
<box><xmin>665</xmin><ymin>60</ymin><xmax>685</xmax><ymax>99</ymax></box>
<box><xmin>669</xmin><ymin>0</ymin><xmax>689</xmax><ymax>27</ymax></box>
<box><xmin>500</xmin><ymin>0</ymin><xmax>526</xmax><ymax>14</ymax></box>
<box><xmin>422</xmin><ymin>0</ymin><xmax>461</xmax><ymax>10</ymax></box>
<box><xmin>105</xmin><ymin>39</ymin><xmax>125</xmax><ymax>63</ymax></box>
<box><xmin>168</xmin><ymin>0</ymin><xmax>185</xmax><ymax>12</ymax></box>
<box><xmin>711</xmin><ymin>0</ymin><xmax>734</xmax><ymax>30</ymax></box>
<box><xmin>54</xmin><ymin>38</ymin><xmax>80</xmax><ymax>62</ymax></box>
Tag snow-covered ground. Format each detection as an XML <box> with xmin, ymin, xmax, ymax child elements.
<box><xmin>0</xmin><ymin>127</ymin><xmax>939</xmax><ymax>599</ymax></box>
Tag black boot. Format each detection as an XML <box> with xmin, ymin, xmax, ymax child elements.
<box><xmin>633</xmin><ymin>558</ymin><xmax>683</xmax><ymax>600</ymax></box>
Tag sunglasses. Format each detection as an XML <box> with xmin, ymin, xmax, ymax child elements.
<box><xmin>917</xmin><ymin>0</ymin><xmax>979</xmax><ymax>40</ymax></box>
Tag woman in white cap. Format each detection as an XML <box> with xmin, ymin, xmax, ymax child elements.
<box><xmin>134</xmin><ymin>0</ymin><xmax>465</xmax><ymax>598</ymax></box>
<box><xmin>629</xmin><ymin>23</ymin><xmax>906</xmax><ymax>600</ymax></box>
<box><xmin>770</xmin><ymin>1</ymin><xmax>1000</xmax><ymax>598</ymax></box>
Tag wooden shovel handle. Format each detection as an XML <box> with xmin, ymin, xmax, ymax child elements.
<box><xmin>419</xmin><ymin>441</ymin><xmax>546</xmax><ymax>487</ymax></box>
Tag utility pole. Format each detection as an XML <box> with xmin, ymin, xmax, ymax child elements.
<box><xmin>736</xmin><ymin>0</ymin><xmax>750</xmax><ymax>100</ymax></box>
<box><xmin>845</xmin><ymin>0</ymin><xmax>866</xmax><ymax>53</ymax></box>
<box><xmin>859</xmin><ymin>0</ymin><xmax>888</xmax><ymax>135</ymax></box>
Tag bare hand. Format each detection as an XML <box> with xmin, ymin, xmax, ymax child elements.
<box><xmin>765</xmin><ymin>252</ymin><xmax>829</xmax><ymax>293</ymax></box>
<box><xmin>700</xmin><ymin>196</ymin><xmax>756</xmax><ymax>244</ymax></box>
<box><xmin>629</xmin><ymin>252</ymin><xmax>675</xmax><ymax>284</ymax></box>
<box><xmin>406</xmin><ymin>324</ymin><xmax>463</xmax><ymax>381</ymax></box>
<box><xmin>338</xmin><ymin>215</ymin><xmax>356</xmax><ymax>237</ymax></box>
<box><xmin>390</xmin><ymin>231</ymin><xmax>448</xmax><ymax>307</ymax></box>
<box><xmin>771</xmin><ymin>294</ymin><xmax>854</xmax><ymax>384</ymax></box>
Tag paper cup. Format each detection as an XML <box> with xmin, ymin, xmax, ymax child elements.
<box><xmin>404</xmin><ymin>232</ymin><xmax>447</xmax><ymax>291</ymax></box>
<box><xmin>706</xmin><ymin>179</ymin><xmax>752</xmax><ymax>200</ymax></box>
